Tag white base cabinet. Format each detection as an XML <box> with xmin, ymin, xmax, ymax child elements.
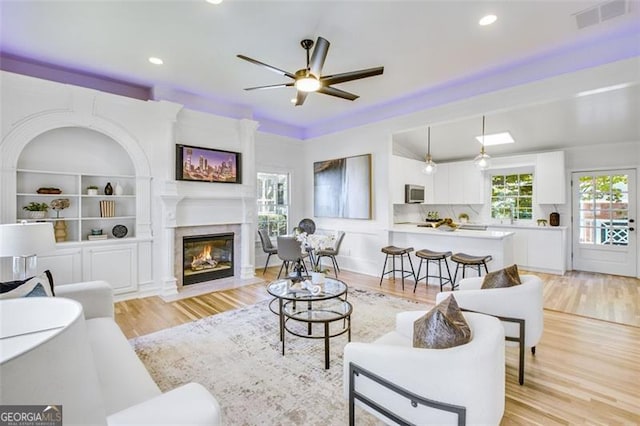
<box><xmin>487</xmin><ymin>226</ymin><xmax>567</xmax><ymax>275</ymax></box>
<box><xmin>36</xmin><ymin>239</ymin><xmax>151</xmax><ymax>296</ymax></box>
<box><xmin>82</xmin><ymin>242</ymin><xmax>138</xmax><ymax>294</ymax></box>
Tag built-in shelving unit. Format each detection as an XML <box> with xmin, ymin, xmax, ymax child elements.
<box><xmin>16</xmin><ymin>169</ymin><xmax>136</xmax><ymax>242</ymax></box>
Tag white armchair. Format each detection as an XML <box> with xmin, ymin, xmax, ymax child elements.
<box><xmin>343</xmin><ymin>311</ymin><xmax>505</xmax><ymax>425</ymax></box>
<box><xmin>436</xmin><ymin>274</ymin><xmax>544</xmax><ymax>385</ymax></box>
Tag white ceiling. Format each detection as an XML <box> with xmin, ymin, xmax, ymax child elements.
<box><xmin>1</xmin><ymin>0</ymin><xmax>639</xmax><ymax>145</ymax></box>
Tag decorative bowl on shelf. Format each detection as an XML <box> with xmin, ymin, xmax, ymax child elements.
<box><xmin>438</xmin><ymin>224</ymin><xmax>458</xmax><ymax>232</ymax></box>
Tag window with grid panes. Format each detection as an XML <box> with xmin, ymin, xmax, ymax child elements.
<box><xmin>491</xmin><ymin>173</ymin><xmax>533</xmax><ymax>220</ymax></box>
<box><xmin>256</xmin><ymin>172</ymin><xmax>289</xmax><ymax>237</ymax></box>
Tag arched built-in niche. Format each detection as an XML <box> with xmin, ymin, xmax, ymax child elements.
<box><xmin>19</xmin><ymin>127</ymin><xmax>135</xmax><ymax>175</ymax></box>
<box><xmin>1</xmin><ymin>113</ymin><xmax>152</xmax><ymax>240</ymax></box>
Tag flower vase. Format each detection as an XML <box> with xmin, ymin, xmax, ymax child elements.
<box><xmin>115</xmin><ymin>182</ymin><xmax>124</xmax><ymax>195</ymax></box>
<box><xmin>54</xmin><ymin>219</ymin><xmax>67</xmax><ymax>242</ymax></box>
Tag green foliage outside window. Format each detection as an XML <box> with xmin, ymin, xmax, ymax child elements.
<box><xmin>491</xmin><ymin>173</ymin><xmax>533</xmax><ymax>220</ymax></box>
<box><xmin>258</xmin><ymin>213</ymin><xmax>288</xmax><ymax>237</ymax></box>
<box><xmin>257</xmin><ymin>172</ymin><xmax>289</xmax><ymax>237</ymax></box>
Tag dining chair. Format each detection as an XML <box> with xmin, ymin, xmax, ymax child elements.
<box><xmin>316</xmin><ymin>231</ymin><xmax>345</xmax><ymax>278</ymax></box>
<box><xmin>257</xmin><ymin>229</ymin><xmax>278</xmax><ymax>275</ymax></box>
<box><xmin>276</xmin><ymin>236</ymin><xmax>309</xmax><ymax>279</ymax></box>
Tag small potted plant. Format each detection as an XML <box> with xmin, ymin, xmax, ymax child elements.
<box><xmin>458</xmin><ymin>212</ymin><xmax>470</xmax><ymax>224</ymax></box>
<box><xmin>310</xmin><ymin>264</ymin><xmax>329</xmax><ymax>284</ymax></box>
<box><xmin>23</xmin><ymin>202</ymin><xmax>49</xmax><ymax>219</ymax></box>
<box><xmin>87</xmin><ymin>185</ymin><xmax>99</xmax><ymax>196</ymax></box>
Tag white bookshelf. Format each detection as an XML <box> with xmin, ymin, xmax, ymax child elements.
<box><xmin>16</xmin><ymin>169</ymin><xmax>137</xmax><ymax>242</ymax></box>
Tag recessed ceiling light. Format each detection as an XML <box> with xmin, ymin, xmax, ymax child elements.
<box><xmin>479</xmin><ymin>14</ymin><xmax>497</xmax><ymax>26</ymax></box>
<box><xmin>206</xmin><ymin>0</ymin><xmax>223</xmax><ymax>4</ymax></box>
<box><xmin>290</xmin><ymin>98</ymin><xmax>297</xmax><ymax>104</ymax></box>
<box><xmin>148</xmin><ymin>57</ymin><xmax>163</xmax><ymax>65</ymax></box>
<box><xmin>475</xmin><ymin>132</ymin><xmax>514</xmax><ymax>146</ymax></box>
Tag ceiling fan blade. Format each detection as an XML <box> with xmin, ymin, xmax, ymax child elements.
<box><xmin>309</xmin><ymin>37</ymin><xmax>330</xmax><ymax>77</ymax></box>
<box><xmin>320</xmin><ymin>66</ymin><xmax>384</xmax><ymax>86</ymax></box>
<box><xmin>244</xmin><ymin>83</ymin><xmax>294</xmax><ymax>91</ymax></box>
<box><xmin>317</xmin><ymin>86</ymin><xmax>359</xmax><ymax>101</ymax></box>
<box><xmin>236</xmin><ymin>54</ymin><xmax>296</xmax><ymax>79</ymax></box>
<box><xmin>294</xmin><ymin>90</ymin><xmax>308</xmax><ymax>106</ymax></box>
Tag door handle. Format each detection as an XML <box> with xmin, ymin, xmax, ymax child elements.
<box><xmin>630</xmin><ymin>227</ymin><xmax>635</xmax><ymax>232</ymax></box>
<box><xmin>629</xmin><ymin>219</ymin><xmax>635</xmax><ymax>223</ymax></box>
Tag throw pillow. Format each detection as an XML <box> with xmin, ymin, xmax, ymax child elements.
<box><xmin>0</xmin><ymin>270</ymin><xmax>55</xmax><ymax>299</ymax></box>
<box><xmin>481</xmin><ymin>264</ymin><xmax>522</xmax><ymax>289</ymax></box>
<box><xmin>413</xmin><ymin>295</ymin><xmax>472</xmax><ymax>349</ymax></box>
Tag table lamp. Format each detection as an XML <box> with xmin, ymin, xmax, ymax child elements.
<box><xmin>0</xmin><ymin>221</ymin><xmax>56</xmax><ymax>280</ymax></box>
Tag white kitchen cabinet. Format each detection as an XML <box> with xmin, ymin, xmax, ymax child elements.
<box><xmin>430</xmin><ymin>161</ymin><xmax>485</xmax><ymax>205</ymax></box>
<box><xmin>535</xmin><ymin>151</ymin><xmax>566</xmax><ymax>204</ymax></box>
<box><xmin>432</xmin><ymin>163</ymin><xmax>450</xmax><ymax>204</ymax></box>
<box><xmin>487</xmin><ymin>226</ymin><xmax>566</xmax><ymax>274</ymax></box>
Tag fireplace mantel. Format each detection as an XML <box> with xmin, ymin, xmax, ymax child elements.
<box><xmin>158</xmin><ymin>182</ymin><xmax>256</xmax><ymax>296</ymax></box>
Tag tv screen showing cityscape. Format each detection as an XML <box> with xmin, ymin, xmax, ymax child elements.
<box><xmin>176</xmin><ymin>144</ymin><xmax>241</xmax><ymax>183</ymax></box>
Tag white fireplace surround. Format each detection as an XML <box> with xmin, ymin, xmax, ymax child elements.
<box><xmin>174</xmin><ymin>224</ymin><xmax>242</xmax><ymax>288</ymax></box>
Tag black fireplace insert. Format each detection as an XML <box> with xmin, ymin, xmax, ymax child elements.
<box><xmin>183</xmin><ymin>233</ymin><xmax>234</xmax><ymax>285</ymax></box>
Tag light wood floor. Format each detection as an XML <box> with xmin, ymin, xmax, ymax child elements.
<box><xmin>114</xmin><ymin>268</ymin><xmax>640</xmax><ymax>424</ymax></box>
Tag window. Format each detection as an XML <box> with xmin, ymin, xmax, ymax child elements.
<box><xmin>257</xmin><ymin>172</ymin><xmax>289</xmax><ymax>237</ymax></box>
<box><xmin>491</xmin><ymin>173</ymin><xmax>533</xmax><ymax>220</ymax></box>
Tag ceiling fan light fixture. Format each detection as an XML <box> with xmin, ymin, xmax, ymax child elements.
<box><xmin>422</xmin><ymin>126</ymin><xmax>438</xmax><ymax>175</ymax></box>
<box><xmin>473</xmin><ymin>115</ymin><xmax>491</xmax><ymax>170</ymax></box>
<box><xmin>295</xmin><ymin>76</ymin><xmax>320</xmax><ymax>92</ymax></box>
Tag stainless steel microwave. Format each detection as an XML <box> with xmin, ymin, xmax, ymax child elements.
<box><xmin>405</xmin><ymin>184</ymin><xmax>425</xmax><ymax>203</ymax></box>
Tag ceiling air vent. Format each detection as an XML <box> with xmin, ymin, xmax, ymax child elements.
<box><xmin>574</xmin><ymin>0</ymin><xmax>629</xmax><ymax>29</ymax></box>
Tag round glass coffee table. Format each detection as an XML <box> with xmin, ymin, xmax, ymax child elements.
<box><xmin>266</xmin><ymin>277</ymin><xmax>352</xmax><ymax>369</ymax></box>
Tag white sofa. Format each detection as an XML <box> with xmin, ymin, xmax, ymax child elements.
<box><xmin>437</xmin><ymin>274</ymin><xmax>544</xmax><ymax>384</ymax></box>
<box><xmin>1</xmin><ymin>280</ymin><xmax>221</xmax><ymax>425</ymax></box>
<box><xmin>343</xmin><ymin>311</ymin><xmax>505</xmax><ymax>425</ymax></box>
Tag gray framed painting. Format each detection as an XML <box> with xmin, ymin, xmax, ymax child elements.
<box><xmin>314</xmin><ymin>154</ymin><xmax>372</xmax><ymax>219</ymax></box>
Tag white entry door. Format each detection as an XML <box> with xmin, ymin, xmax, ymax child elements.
<box><xmin>572</xmin><ymin>169</ymin><xmax>636</xmax><ymax>276</ymax></box>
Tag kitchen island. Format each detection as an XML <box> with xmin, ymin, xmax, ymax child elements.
<box><xmin>390</xmin><ymin>224</ymin><xmax>515</xmax><ymax>276</ymax></box>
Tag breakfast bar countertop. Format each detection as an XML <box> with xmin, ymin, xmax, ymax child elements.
<box><xmin>390</xmin><ymin>224</ymin><xmax>514</xmax><ymax>240</ymax></box>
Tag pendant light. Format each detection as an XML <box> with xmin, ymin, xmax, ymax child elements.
<box><xmin>423</xmin><ymin>126</ymin><xmax>437</xmax><ymax>175</ymax></box>
<box><xmin>474</xmin><ymin>115</ymin><xmax>491</xmax><ymax>170</ymax></box>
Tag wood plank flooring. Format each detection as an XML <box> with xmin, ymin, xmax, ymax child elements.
<box><xmin>114</xmin><ymin>268</ymin><xmax>640</xmax><ymax>424</ymax></box>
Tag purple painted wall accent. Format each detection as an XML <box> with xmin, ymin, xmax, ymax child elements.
<box><xmin>0</xmin><ymin>53</ymin><xmax>152</xmax><ymax>100</ymax></box>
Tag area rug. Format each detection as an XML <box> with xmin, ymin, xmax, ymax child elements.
<box><xmin>131</xmin><ymin>288</ymin><xmax>431</xmax><ymax>425</ymax></box>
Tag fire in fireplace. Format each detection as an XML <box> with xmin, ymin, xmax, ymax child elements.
<box><xmin>183</xmin><ymin>233</ymin><xmax>234</xmax><ymax>285</ymax></box>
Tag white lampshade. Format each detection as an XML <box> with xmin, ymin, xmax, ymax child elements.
<box><xmin>0</xmin><ymin>222</ymin><xmax>56</xmax><ymax>257</ymax></box>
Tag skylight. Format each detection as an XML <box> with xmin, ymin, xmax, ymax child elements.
<box><xmin>475</xmin><ymin>132</ymin><xmax>515</xmax><ymax>146</ymax></box>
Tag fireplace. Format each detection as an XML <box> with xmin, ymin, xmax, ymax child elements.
<box><xmin>182</xmin><ymin>233</ymin><xmax>234</xmax><ymax>285</ymax></box>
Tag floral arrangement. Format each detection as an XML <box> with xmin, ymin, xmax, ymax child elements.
<box><xmin>50</xmin><ymin>198</ymin><xmax>70</xmax><ymax>218</ymax></box>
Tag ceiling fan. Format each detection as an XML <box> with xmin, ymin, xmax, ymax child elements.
<box><xmin>237</xmin><ymin>37</ymin><xmax>384</xmax><ymax>106</ymax></box>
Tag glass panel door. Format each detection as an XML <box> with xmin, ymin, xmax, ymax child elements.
<box><xmin>573</xmin><ymin>169</ymin><xmax>636</xmax><ymax>276</ymax></box>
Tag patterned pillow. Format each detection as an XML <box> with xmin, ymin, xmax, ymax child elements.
<box><xmin>413</xmin><ymin>295</ymin><xmax>472</xmax><ymax>349</ymax></box>
<box><xmin>0</xmin><ymin>270</ymin><xmax>55</xmax><ymax>299</ymax></box>
<box><xmin>481</xmin><ymin>264</ymin><xmax>522</xmax><ymax>289</ymax></box>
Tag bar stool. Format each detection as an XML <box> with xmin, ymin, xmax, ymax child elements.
<box><xmin>451</xmin><ymin>252</ymin><xmax>493</xmax><ymax>283</ymax></box>
<box><xmin>414</xmin><ymin>249</ymin><xmax>454</xmax><ymax>292</ymax></box>
<box><xmin>379</xmin><ymin>246</ymin><xmax>416</xmax><ymax>290</ymax></box>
